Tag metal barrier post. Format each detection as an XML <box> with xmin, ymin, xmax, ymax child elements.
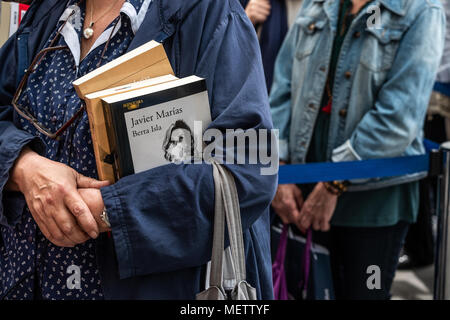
<box><xmin>434</xmin><ymin>143</ymin><xmax>450</xmax><ymax>300</ymax></box>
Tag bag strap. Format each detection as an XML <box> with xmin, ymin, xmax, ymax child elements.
<box><xmin>209</xmin><ymin>162</ymin><xmax>226</xmax><ymax>288</ymax></box>
<box><xmin>301</xmin><ymin>228</ymin><xmax>313</xmax><ymax>299</ymax></box>
<box><xmin>208</xmin><ymin>162</ymin><xmax>247</xmax><ymax>287</ymax></box>
<box><xmin>273</xmin><ymin>224</ymin><xmax>289</xmax><ymax>268</ymax></box>
<box><xmin>274</xmin><ymin>224</ymin><xmax>289</xmax><ymax>267</ymax></box>
<box><xmin>218</xmin><ymin>163</ymin><xmax>246</xmax><ymax>282</ymax></box>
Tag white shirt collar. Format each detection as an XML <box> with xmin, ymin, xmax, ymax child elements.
<box><xmin>58</xmin><ymin>0</ymin><xmax>153</xmax><ymax>67</ymax></box>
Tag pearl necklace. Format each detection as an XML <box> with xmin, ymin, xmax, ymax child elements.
<box><xmin>83</xmin><ymin>0</ymin><xmax>121</xmax><ymax>40</ymax></box>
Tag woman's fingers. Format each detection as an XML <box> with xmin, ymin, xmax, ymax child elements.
<box><xmin>29</xmin><ymin>183</ymin><xmax>97</xmax><ymax>245</ymax></box>
<box><xmin>254</xmin><ymin>4</ymin><xmax>271</xmax><ymax>16</ymax></box>
<box><xmin>272</xmin><ymin>185</ymin><xmax>303</xmax><ymax>225</ymax></box>
<box><xmin>35</xmin><ymin>209</ymin><xmax>75</xmax><ymax>247</ymax></box>
<box><xmin>299</xmin><ymin>213</ymin><xmax>312</xmax><ymax>230</ymax></box>
<box><xmin>298</xmin><ymin>200</ymin><xmax>313</xmax><ymax>230</ymax></box>
<box><xmin>30</xmin><ymin>195</ymin><xmax>71</xmax><ymax>246</ymax></box>
<box><xmin>257</xmin><ymin>0</ymin><xmax>271</xmax><ymax>11</ymax></box>
<box><xmin>313</xmin><ymin>218</ymin><xmax>321</xmax><ymax>231</ymax></box>
<box><xmin>40</xmin><ymin>183</ymin><xmax>93</xmax><ymax>244</ymax></box>
<box><xmin>51</xmin><ymin>202</ymin><xmax>91</xmax><ymax>244</ymax></box>
<box><xmin>293</xmin><ymin>186</ymin><xmax>304</xmax><ymax>209</ymax></box>
<box><xmin>76</xmin><ymin>173</ymin><xmax>110</xmax><ymax>189</ymax></box>
<box><xmin>64</xmin><ymin>188</ymin><xmax>99</xmax><ymax>239</ymax></box>
<box><xmin>321</xmin><ymin>220</ymin><xmax>331</xmax><ymax>232</ymax></box>
<box><xmin>17</xmin><ymin>156</ymin><xmax>105</xmax><ymax>247</ymax></box>
<box><xmin>31</xmin><ymin>207</ymin><xmax>56</xmax><ymax>244</ymax></box>
<box><xmin>45</xmin><ymin>215</ymin><xmax>77</xmax><ymax>247</ymax></box>
<box><xmin>246</xmin><ymin>0</ymin><xmax>272</xmax><ymax>24</ymax></box>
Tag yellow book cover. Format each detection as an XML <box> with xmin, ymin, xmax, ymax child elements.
<box><xmin>73</xmin><ymin>40</ymin><xmax>174</xmax><ymax>98</ymax></box>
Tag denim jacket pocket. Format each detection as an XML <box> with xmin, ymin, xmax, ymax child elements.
<box><xmin>360</xmin><ymin>28</ymin><xmax>404</xmax><ymax>72</ymax></box>
<box><xmin>295</xmin><ymin>16</ymin><xmax>326</xmax><ymax>61</ymax></box>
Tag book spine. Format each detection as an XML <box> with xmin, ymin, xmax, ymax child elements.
<box><xmin>84</xmin><ymin>98</ymin><xmax>105</xmax><ymax>180</ymax></box>
<box><xmin>18</xmin><ymin>3</ymin><xmax>29</xmax><ymax>24</ymax></box>
<box><xmin>102</xmin><ymin>100</ymin><xmax>121</xmax><ymax>181</ymax></box>
<box><xmin>8</xmin><ymin>2</ymin><xmax>18</xmax><ymax>37</ymax></box>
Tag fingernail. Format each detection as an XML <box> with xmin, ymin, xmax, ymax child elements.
<box><xmin>90</xmin><ymin>231</ymin><xmax>98</xmax><ymax>238</ymax></box>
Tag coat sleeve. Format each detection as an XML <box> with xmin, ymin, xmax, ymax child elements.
<box><xmin>347</xmin><ymin>6</ymin><xmax>445</xmax><ymax>160</ymax></box>
<box><xmin>268</xmin><ymin>23</ymin><xmax>300</xmax><ymax>162</ymax></box>
<box><xmin>100</xmin><ymin>2</ymin><xmax>278</xmax><ymax>279</ymax></box>
<box><xmin>0</xmin><ymin>34</ymin><xmax>45</xmax><ymax>228</ymax></box>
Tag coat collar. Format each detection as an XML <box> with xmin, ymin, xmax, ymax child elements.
<box><xmin>26</xmin><ymin>0</ymin><xmax>187</xmax><ymax>31</ymax></box>
<box><xmin>21</xmin><ymin>0</ymin><xmax>197</xmax><ymax>56</ymax></box>
<box><xmin>127</xmin><ymin>0</ymin><xmax>202</xmax><ymax>50</ymax></box>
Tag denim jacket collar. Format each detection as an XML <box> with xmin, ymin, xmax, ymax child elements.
<box><xmin>378</xmin><ymin>0</ymin><xmax>407</xmax><ymax>16</ymax></box>
<box><xmin>312</xmin><ymin>0</ymin><xmax>407</xmax><ymax>17</ymax></box>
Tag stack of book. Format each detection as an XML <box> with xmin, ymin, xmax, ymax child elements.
<box><xmin>0</xmin><ymin>1</ymin><xmax>29</xmax><ymax>46</ymax></box>
<box><xmin>73</xmin><ymin>41</ymin><xmax>212</xmax><ymax>182</ymax></box>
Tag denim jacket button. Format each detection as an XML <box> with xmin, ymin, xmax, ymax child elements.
<box><xmin>339</xmin><ymin>109</ymin><xmax>348</xmax><ymax>117</ymax></box>
<box><xmin>354</xmin><ymin>31</ymin><xmax>361</xmax><ymax>38</ymax></box>
<box><xmin>308</xmin><ymin>103</ymin><xmax>315</xmax><ymax>109</ymax></box>
<box><xmin>345</xmin><ymin>71</ymin><xmax>352</xmax><ymax>79</ymax></box>
<box><xmin>308</xmin><ymin>23</ymin><xmax>316</xmax><ymax>31</ymax></box>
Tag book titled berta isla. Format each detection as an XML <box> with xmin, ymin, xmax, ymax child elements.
<box><xmin>102</xmin><ymin>76</ymin><xmax>212</xmax><ymax>180</ymax></box>
<box><xmin>73</xmin><ymin>40</ymin><xmax>175</xmax><ymax>182</ymax></box>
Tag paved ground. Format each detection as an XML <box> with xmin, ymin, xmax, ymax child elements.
<box><xmin>391</xmin><ymin>265</ymin><xmax>434</xmax><ymax>300</ymax></box>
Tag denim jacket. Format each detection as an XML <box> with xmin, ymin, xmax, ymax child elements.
<box><xmin>0</xmin><ymin>0</ymin><xmax>277</xmax><ymax>299</ymax></box>
<box><xmin>270</xmin><ymin>0</ymin><xmax>445</xmax><ymax>191</ymax></box>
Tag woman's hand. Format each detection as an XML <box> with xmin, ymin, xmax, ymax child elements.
<box><xmin>298</xmin><ymin>182</ymin><xmax>338</xmax><ymax>232</ymax></box>
<box><xmin>7</xmin><ymin>147</ymin><xmax>110</xmax><ymax>247</ymax></box>
<box><xmin>78</xmin><ymin>188</ymin><xmax>111</xmax><ymax>233</ymax></box>
<box><xmin>245</xmin><ymin>0</ymin><xmax>272</xmax><ymax>25</ymax></box>
<box><xmin>272</xmin><ymin>184</ymin><xmax>304</xmax><ymax>229</ymax></box>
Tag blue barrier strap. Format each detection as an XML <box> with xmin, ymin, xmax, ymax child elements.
<box><xmin>278</xmin><ymin>154</ymin><xmax>430</xmax><ymax>185</ymax></box>
<box><xmin>424</xmin><ymin>139</ymin><xmax>440</xmax><ymax>152</ymax></box>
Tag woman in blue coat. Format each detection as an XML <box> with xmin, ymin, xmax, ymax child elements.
<box><xmin>0</xmin><ymin>0</ymin><xmax>277</xmax><ymax>299</ymax></box>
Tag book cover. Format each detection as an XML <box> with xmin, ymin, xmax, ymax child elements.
<box><xmin>73</xmin><ymin>40</ymin><xmax>174</xmax><ymax>98</ymax></box>
<box><xmin>101</xmin><ymin>76</ymin><xmax>212</xmax><ymax>179</ymax></box>
<box><xmin>0</xmin><ymin>2</ymin><xmax>11</xmax><ymax>47</ymax></box>
<box><xmin>84</xmin><ymin>74</ymin><xmax>178</xmax><ymax>182</ymax></box>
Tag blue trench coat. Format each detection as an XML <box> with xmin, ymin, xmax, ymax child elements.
<box><xmin>0</xmin><ymin>0</ymin><xmax>277</xmax><ymax>299</ymax></box>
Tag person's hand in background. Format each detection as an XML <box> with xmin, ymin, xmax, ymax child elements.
<box><xmin>245</xmin><ymin>0</ymin><xmax>272</xmax><ymax>25</ymax></box>
<box><xmin>298</xmin><ymin>182</ymin><xmax>337</xmax><ymax>232</ymax></box>
<box><xmin>272</xmin><ymin>184</ymin><xmax>304</xmax><ymax>230</ymax></box>
<box><xmin>6</xmin><ymin>147</ymin><xmax>110</xmax><ymax>247</ymax></box>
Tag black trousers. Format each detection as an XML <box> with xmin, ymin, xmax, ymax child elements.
<box><xmin>314</xmin><ymin>221</ymin><xmax>410</xmax><ymax>300</ymax></box>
